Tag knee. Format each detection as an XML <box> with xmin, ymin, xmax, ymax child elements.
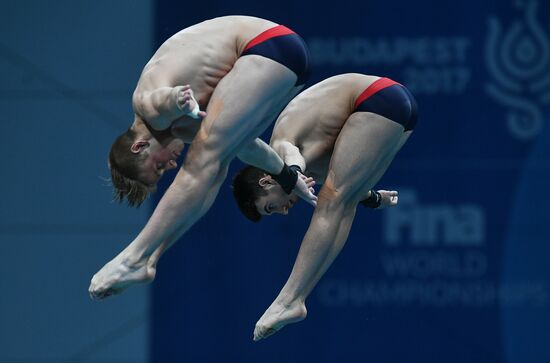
<box><xmin>317</xmin><ymin>180</ymin><xmax>355</xmax><ymax>215</ymax></box>
<box><xmin>185</xmin><ymin>141</ymin><xmax>227</xmax><ymax>175</ymax></box>
<box><xmin>196</xmin><ymin>160</ymin><xmax>225</xmax><ymax>186</ymax></box>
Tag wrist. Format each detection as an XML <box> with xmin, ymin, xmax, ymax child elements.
<box><xmin>270</xmin><ymin>163</ymin><xmax>300</xmax><ymax>194</ymax></box>
<box><xmin>361</xmin><ymin>190</ymin><xmax>381</xmax><ymax>208</ymax></box>
<box><xmin>288</xmin><ymin>164</ymin><xmax>303</xmax><ymax>175</ymax></box>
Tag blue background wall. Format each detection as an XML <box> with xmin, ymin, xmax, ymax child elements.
<box><xmin>1</xmin><ymin>1</ymin><xmax>153</xmax><ymax>362</ymax></box>
<box><xmin>152</xmin><ymin>0</ymin><xmax>550</xmax><ymax>362</ymax></box>
<box><xmin>1</xmin><ymin>0</ymin><xmax>549</xmax><ymax>362</ymax></box>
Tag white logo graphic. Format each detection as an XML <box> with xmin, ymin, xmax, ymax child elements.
<box><xmin>485</xmin><ymin>0</ymin><xmax>550</xmax><ymax>140</ymax></box>
<box><xmin>316</xmin><ymin>189</ymin><xmax>548</xmax><ymax>308</ymax></box>
<box><xmin>383</xmin><ymin>190</ymin><xmax>485</xmax><ymax>246</ymax></box>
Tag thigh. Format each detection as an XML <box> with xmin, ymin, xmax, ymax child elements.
<box><xmin>242</xmin><ymin>85</ymin><xmax>304</xmax><ymax>147</ymax></box>
<box><xmin>320</xmin><ymin>112</ymin><xmax>405</xmax><ymax>205</ymax></box>
<box><xmin>191</xmin><ymin>55</ymin><xmax>300</xmax><ymax>162</ymax></box>
<box><xmin>355</xmin><ymin>129</ymin><xmax>413</xmax><ymax>198</ymax></box>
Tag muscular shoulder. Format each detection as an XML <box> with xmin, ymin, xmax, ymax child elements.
<box><xmin>131</xmin><ymin>88</ymin><xmax>152</xmax><ymax>117</ymax></box>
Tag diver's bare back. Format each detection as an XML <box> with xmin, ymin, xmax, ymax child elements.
<box><xmin>133</xmin><ymin>16</ymin><xmax>278</xmax><ymax>107</ymax></box>
<box><xmin>272</xmin><ymin>74</ymin><xmax>381</xmax><ymax>182</ymax></box>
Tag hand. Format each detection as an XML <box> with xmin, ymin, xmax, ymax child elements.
<box><xmin>302</xmin><ymin>174</ymin><xmax>316</xmax><ymax>189</ymax></box>
<box><xmin>293</xmin><ymin>172</ymin><xmax>317</xmax><ymax>207</ymax></box>
<box><xmin>175</xmin><ymin>85</ymin><xmax>207</xmax><ymax>119</ymax></box>
<box><xmin>376</xmin><ymin>190</ymin><xmax>398</xmax><ymax>209</ymax></box>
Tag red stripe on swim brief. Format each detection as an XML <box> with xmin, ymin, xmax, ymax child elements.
<box><xmin>354</xmin><ymin>77</ymin><xmax>402</xmax><ymax>109</ymax></box>
<box><xmin>243</xmin><ymin>25</ymin><xmax>295</xmax><ymax>52</ymax></box>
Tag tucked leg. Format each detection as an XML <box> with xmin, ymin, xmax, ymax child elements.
<box><xmin>254</xmin><ymin>112</ymin><xmax>406</xmax><ymax>340</ymax></box>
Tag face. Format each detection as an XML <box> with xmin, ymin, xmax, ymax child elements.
<box><xmin>255</xmin><ymin>178</ymin><xmax>299</xmax><ymax>216</ymax></box>
<box><xmin>137</xmin><ymin>138</ymin><xmax>184</xmax><ymax>186</ymax></box>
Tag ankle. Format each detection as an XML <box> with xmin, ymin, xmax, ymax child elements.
<box><xmin>277</xmin><ymin>294</ymin><xmax>305</xmax><ymax>308</ymax></box>
<box><xmin>118</xmin><ymin>250</ymin><xmax>147</xmax><ymax>267</ymax></box>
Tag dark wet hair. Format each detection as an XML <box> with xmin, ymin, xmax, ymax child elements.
<box><xmin>231</xmin><ymin>166</ymin><xmax>269</xmax><ymax>222</ymax></box>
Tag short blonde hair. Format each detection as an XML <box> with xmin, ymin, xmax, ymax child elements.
<box><xmin>108</xmin><ymin>128</ymin><xmax>154</xmax><ymax>207</ymax></box>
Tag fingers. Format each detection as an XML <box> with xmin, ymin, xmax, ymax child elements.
<box><xmin>378</xmin><ymin>189</ymin><xmax>398</xmax><ymax>196</ymax></box>
<box><xmin>293</xmin><ymin>176</ymin><xmax>318</xmax><ymax>208</ymax></box>
<box><xmin>386</xmin><ymin>190</ymin><xmax>398</xmax><ymax>205</ymax></box>
<box><xmin>176</xmin><ymin>86</ymin><xmax>206</xmax><ymax>119</ymax></box>
<box><xmin>375</xmin><ymin>190</ymin><xmax>399</xmax><ymax>208</ymax></box>
<box><xmin>298</xmin><ymin>174</ymin><xmax>316</xmax><ymax>194</ymax></box>
<box><xmin>177</xmin><ymin>93</ymin><xmax>193</xmax><ymax>105</ymax></box>
<box><xmin>299</xmin><ymin>174</ymin><xmax>315</xmax><ymax>187</ymax></box>
<box><xmin>176</xmin><ymin>85</ymin><xmax>195</xmax><ymax>106</ymax></box>
<box><xmin>307</xmin><ymin>193</ymin><xmax>318</xmax><ymax>207</ymax></box>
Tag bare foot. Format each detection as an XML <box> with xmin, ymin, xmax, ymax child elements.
<box><xmin>253</xmin><ymin>300</ymin><xmax>307</xmax><ymax>341</ymax></box>
<box><xmin>88</xmin><ymin>254</ymin><xmax>156</xmax><ymax>300</ymax></box>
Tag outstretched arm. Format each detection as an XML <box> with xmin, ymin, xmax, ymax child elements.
<box><xmin>133</xmin><ymin>85</ymin><xmax>207</xmax><ymax>130</ymax></box>
<box><xmin>361</xmin><ymin>189</ymin><xmax>399</xmax><ymax>209</ymax></box>
<box><xmin>130</xmin><ymin>136</ymin><xmax>318</xmax><ymax>264</ymax></box>
<box><xmin>271</xmin><ymin>139</ymin><xmax>306</xmax><ymax>172</ymax></box>
<box><xmin>237</xmin><ymin>138</ymin><xmax>285</xmax><ymax>174</ymax></box>
<box><xmin>237</xmin><ymin>138</ymin><xmax>316</xmax><ymax>206</ymax></box>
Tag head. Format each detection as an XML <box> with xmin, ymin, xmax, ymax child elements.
<box><xmin>232</xmin><ymin>166</ymin><xmax>299</xmax><ymax>222</ymax></box>
<box><xmin>109</xmin><ymin>127</ymin><xmax>183</xmax><ymax>207</ymax></box>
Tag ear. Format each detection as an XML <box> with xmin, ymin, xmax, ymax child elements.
<box><xmin>258</xmin><ymin>174</ymin><xmax>276</xmax><ymax>187</ymax></box>
<box><xmin>130</xmin><ymin>140</ymin><xmax>149</xmax><ymax>154</ymax></box>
